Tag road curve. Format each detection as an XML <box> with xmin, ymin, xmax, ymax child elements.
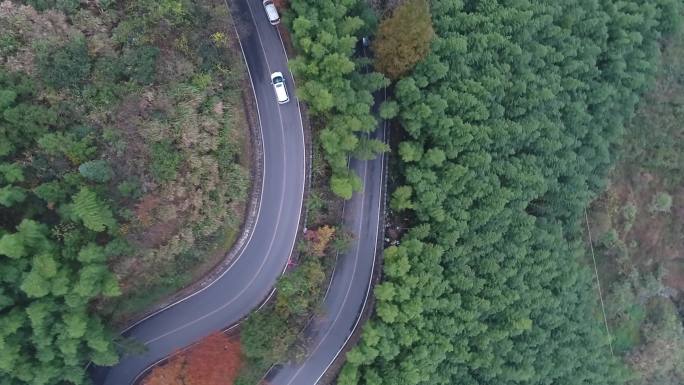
<box><xmin>265</xmin><ymin>86</ymin><xmax>386</xmax><ymax>385</ymax></box>
<box><xmin>90</xmin><ymin>0</ymin><xmax>306</xmax><ymax>383</ymax></box>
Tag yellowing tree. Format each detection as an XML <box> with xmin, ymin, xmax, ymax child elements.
<box><xmin>372</xmin><ymin>0</ymin><xmax>434</xmax><ymax>80</ymax></box>
<box><xmin>305</xmin><ymin>225</ymin><xmax>336</xmax><ymax>257</ymax></box>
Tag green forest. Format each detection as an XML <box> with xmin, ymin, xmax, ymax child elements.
<box><xmin>340</xmin><ymin>1</ymin><xmax>681</xmax><ymax>385</ymax></box>
<box><xmin>3</xmin><ymin>0</ymin><xmax>684</xmax><ymax>384</ymax></box>
<box><xmin>587</xmin><ymin>24</ymin><xmax>684</xmax><ymax>385</ymax></box>
<box><xmin>0</xmin><ymin>1</ymin><xmax>248</xmax><ymax>384</ymax></box>
<box><xmin>287</xmin><ymin>0</ymin><xmax>389</xmax><ymax>198</ymax></box>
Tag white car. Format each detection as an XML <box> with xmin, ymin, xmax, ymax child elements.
<box><xmin>271</xmin><ymin>72</ymin><xmax>289</xmax><ymax>104</ymax></box>
<box><xmin>263</xmin><ymin>0</ymin><xmax>280</xmax><ymax>25</ymax></box>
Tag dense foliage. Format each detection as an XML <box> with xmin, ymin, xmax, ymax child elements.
<box><xmin>0</xmin><ymin>0</ymin><xmax>249</xmax><ymax>383</ymax></box>
<box><xmin>0</xmin><ymin>59</ymin><xmax>121</xmax><ymax>385</ymax></box>
<box><xmin>2</xmin><ymin>0</ymin><xmax>250</xmax><ymax>323</ymax></box>
<box><xmin>340</xmin><ymin>1</ymin><xmax>680</xmax><ymax>385</ymax></box>
<box><xmin>372</xmin><ymin>0</ymin><xmax>434</xmax><ymax>80</ymax></box>
<box><xmin>143</xmin><ymin>333</ymin><xmax>242</xmax><ymax>385</ymax></box>
<box><xmin>288</xmin><ymin>0</ymin><xmax>389</xmax><ymax>198</ymax></box>
<box><xmin>620</xmin><ymin>31</ymin><xmax>684</xmax><ymax>188</ymax></box>
<box><xmin>588</xmin><ymin>28</ymin><xmax>684</xmax><ymax>385</ymax></box>
<box><xmin>237</xmin><ymin>225</ymin><xmax>342</xmax><ymax>384</ymax></box>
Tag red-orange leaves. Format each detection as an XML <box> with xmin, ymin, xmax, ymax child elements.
<box><xmin>143</xmin><ymin>333</ymin><xmax>243</xmax><ymax>385</ymax></box>
<box><xmin>304</xmin><ymin>225</ymin><xmax>336</xmax><ymax>257</ymax></box>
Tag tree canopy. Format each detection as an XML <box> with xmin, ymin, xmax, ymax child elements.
<box><xmin>341</xmin><ymin>1</ymin><xmax>681</xmax><ymax>385</ymax></box>
<box><xmin>143</xmin><ymin>333</ymin><xmax>242</xmax><ymax>385</ymax></box>
<box><xmin>288</xmin><ymin>0</ymin><xmax>389</xmax><ymax>198</ymax></box>
<box><xmin>372</xmin><ymin>0</ymin><xmax>434</xmax><ymax>80</ymax></box>
<box><xmin>0</xmin><ymin>71</ymin><xmax>121</xmax><ymax>385</ymax></box>
<box><xmin>0</xmin><ymin>0</ymin><xmax>252</xmax><ymax>383</ymax></box>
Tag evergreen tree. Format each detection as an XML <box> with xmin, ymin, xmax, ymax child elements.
<box><xmin>71</xmin><ymin>187</ymin><xmax>116</xmax><ymax>233</ymax></box>
<box><xmin>343</xmin><ymin>1</ymin><xmax>680</xmax><ymax>384</ymax></box>
<box><xmin>0</xmin><ymin>219</ymin><xmax>120</xmax><ymax>384</ymax></box>
<box><xmin>36</xmin><ymin>36</ymin><xmax>91</xmax><ymax>89</ymax></box>
<box><xmin>78</xmin><ymin>160</ymin><xmax>114</xmax><ymax>183</ymax></box>
<box><xmin>0</xmin><ymin>68</ymin><xmax>122</xmax><ymax>384</ymax></box>
<box><xmin>289</xmin><ymin>0</ymin><xmax>389</xmax><ymax>197</ymax></box>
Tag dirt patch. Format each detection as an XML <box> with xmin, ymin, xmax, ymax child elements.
<box><xmin>592</xmin><ymin>164</ymin><xmax>683</xmax><ymax>280</ymax></box>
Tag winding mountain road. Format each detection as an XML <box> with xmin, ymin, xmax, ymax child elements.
<box><xmin>91</xmin><ymin>0</ymin><xmax>305</xmax><ymax>383</ymax></box>
<box><xmin>91</xmin><ymin>0</ymin><xmax>385</xmax><ymax>384</ymax></box>
<box><xmin>266</xmin><ymin>98</ymin><xmax>386</xmax><ymax>385</ymax></box>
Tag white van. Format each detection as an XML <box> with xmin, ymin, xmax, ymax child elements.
<box><xmin>263</xmin><ymin>0</ymin><xmax>280</xmax><ymax>25</ymax></box>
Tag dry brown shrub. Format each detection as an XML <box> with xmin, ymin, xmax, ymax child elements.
<box><xmin>143</xmin><ymin>352</ymin><xmax>184</xmax><ymax>385</ymax></box>
<box><xmin>305</xmin><ymin>225</ymin><xmax>336</xmax><ymax>257</ymax></box>
<box><xmin>135</xmin><ymin>194</ymin><xmax>161</xmax><ymax>226</ymax></box>
<box><xmin>0</xmin><ymin>1</ymin><xmax>78</xmax><ymax>73</ymax></box>
<box><xmin>142</xmin><ymin>334</ymin><xmax>243</xmax><ymax>385</ymax></box>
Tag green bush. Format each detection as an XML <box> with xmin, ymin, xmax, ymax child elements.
<box><xmin>117</xmin><ymin>179</ymin><xmax>141</xmax><ymax>199</ymax></box>
<box><xmin>306</xmin><ymin>191</ymin><xmax>326</xmax><ymax>223</ymax></box>
<box><xmin>79</xmin><ymin>160</ymin><xmax>114</xmax><ymax>183</ymax></box>
<box><xmin>0</xmin><ymin>71</ymin><xmax>56</xmax><ymax>157</ymax></box>
<box><xmin>330</xmin><ymin>172</ymin><xmax>362</xmax><ymax>200</ymax></box>
<box><xmin>33</xmin><ymin>181</ymin><xmax>67</xmax><ymax>204</ymax></box>
<box><xmin>25</xmin><ymin>0</ymin><xmax>80</xmax><ymax>13</ymax></box>
<box><xmin>191</xmin><ymin>73</ymin><xmax>212</xmax><ymax>90</ymax></box>
<box><xmin>121</xmin><ymin>46</ymin><xmax>159</xmax><ymax>84</ymax></box>
<box><xmin>38</xmin><ymin>131</ymin><xmax>97</xmax><ymax>164</ymax></box>
<box><xmin>0</xmin><ymin>34</ymin><xmax>18</xmax><ymax>57</ymax></box>
<box><xmin>378</xmin><ymin>100</ymin><xmax>399</xmax><ymax>120</ymax></box>
<box><xmin>0</xmin><ymin>185</ymin><xmax>26</xmax><ymax>207</ymax></box>
<box><xmin>649</xmin><ymin>192</ymin><xmax>673</xmax><ymax>213</ymax></box>
<box><xmin>36</xmin><ymin>37</ymin><xmax>91</xmax><ymax>89</ymax></box>
<box><xmin>390</xmin><ymin>185</ymin><xmax>413</xmax><ymax>211</ymax></box>
<box><xmin>623</xmin><ymin>202</ymin><xmax>638</xmax><ymax>222</ymax></box>
<box><xmin>72</xmin><ymin>187</ymin><xmax>117</xmax><ymax>232</ymax></box>
<box><xmin>0</xmin><ymin>162</ymin><xmax>24</xmax><ymax>183</ymax></box>
<box><xmin>150</xmin><ymin>140</ymin><xmax>183</xmax><ymax>182</ymax></box>
<box><xmin>622</xmin><ymin>202</ymin><xmax>638</xmax><ymax>231</ymax></box>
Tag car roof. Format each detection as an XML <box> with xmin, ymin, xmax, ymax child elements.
<box><xmin>264</xmin><ymin>2</ymin><xmax>279</xmax><ymax>20</ymax></box>
<box><xmin>275</xmin><ymin>87</ymin><xmax>288</xmax><ymax>101</ymax></box>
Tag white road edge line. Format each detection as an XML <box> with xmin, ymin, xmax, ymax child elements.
<box><xmin>121</xmin><ymin>3</ymin><xmax>269</xmax><ymax>334</ymax></box>
<box><xmin>245</xmin><ymin>0</ymin><xmax>301</xmax><ymax>280</ymax></box>
<box><xmin>284</xmin><ymin>84</ymin><xmax>388</xmax><ymax>384</ymax></box>
<box><xmin>127</xmin><ymin>0</ymin><xmax>307</xmax><ymax>381</ymax></box>
<box><xmin>311</xmin><ymin>90</ymin><xmax>387</xmax><ymax>385</ymax></box>
<box><xmin>142</xmin><ymin>0</ymin><xmax>299</xmax><ymax>346</ymax></box>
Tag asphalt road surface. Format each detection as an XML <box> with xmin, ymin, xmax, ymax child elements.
<box><xmin>264</xmin><ymin>60</ymin><xmax>386</xmax><ymax>385</ymax></box>
<box><xmin>90</xmin><ymin>0</ymin><xmax>306</xmax><ymax>383</ymax></box>
<box><xmin>266</xmin><ymin>126</ymin><xmax>385</xmax><ymax>385</ymax></box>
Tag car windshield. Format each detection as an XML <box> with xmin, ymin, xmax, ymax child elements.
<box><xmin>273</xmin><ymin>76</ymin><xmax>284</xmax><ymax>84</ymax></box>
